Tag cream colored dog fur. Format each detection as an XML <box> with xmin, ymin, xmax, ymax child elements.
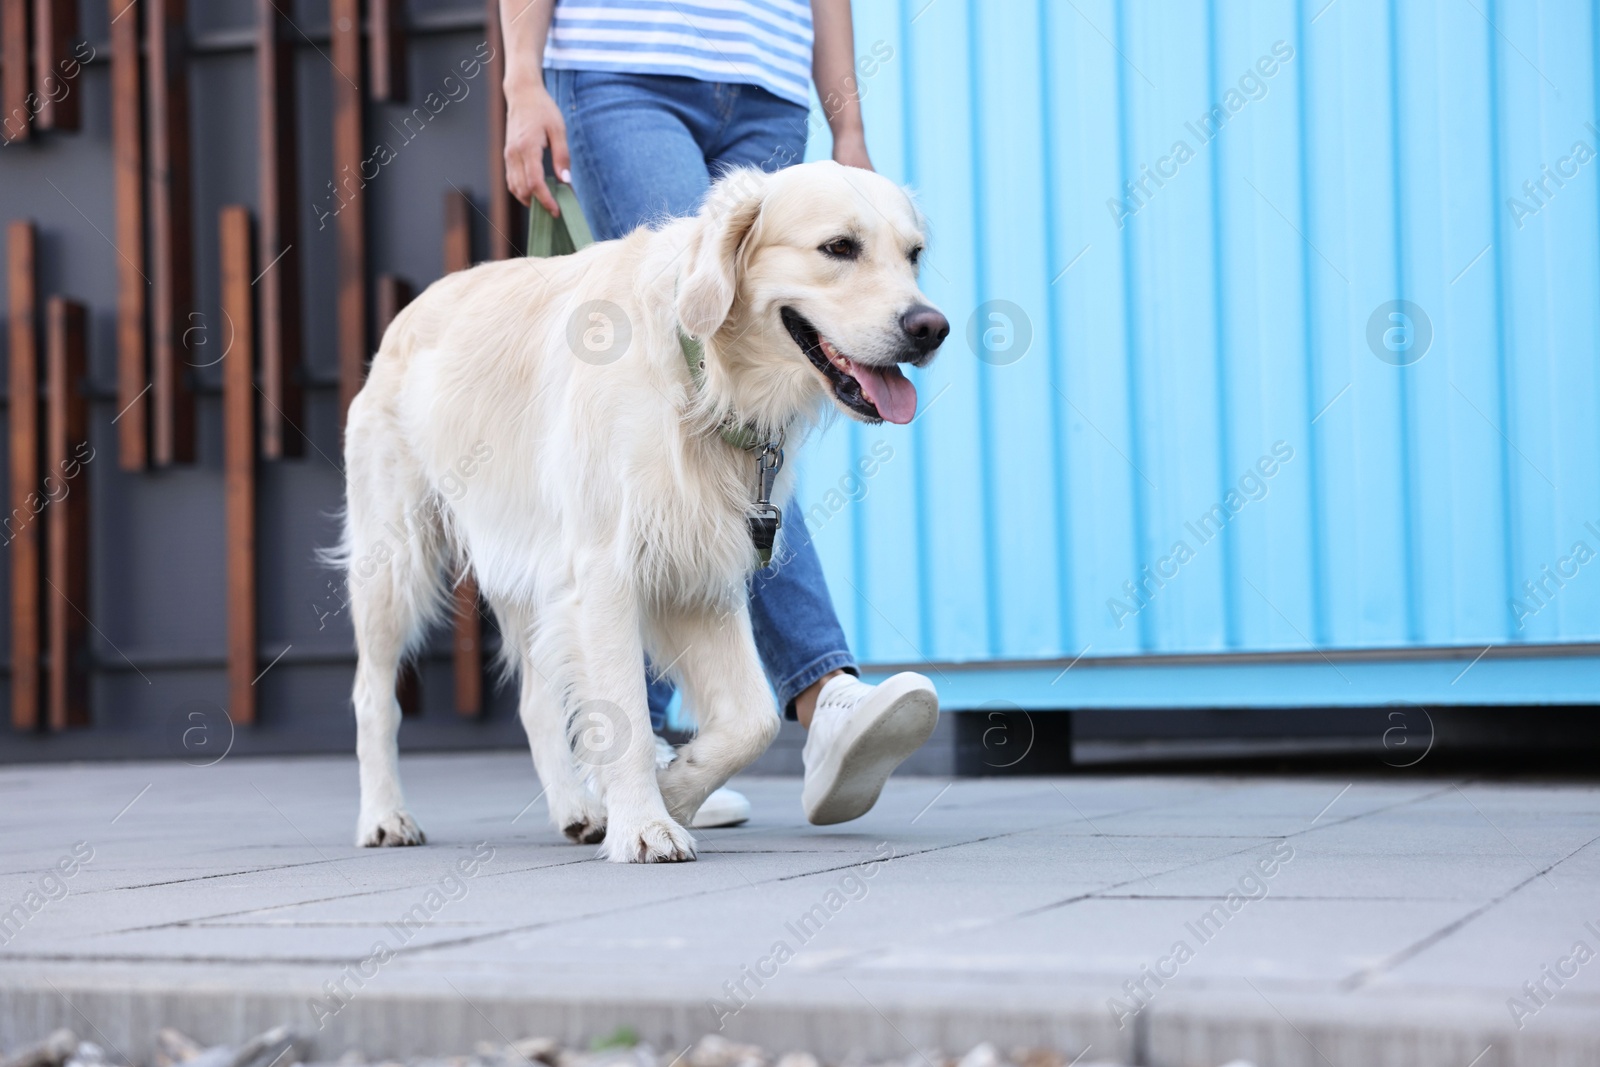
<box><xmin>336</xmin><ymin>161</ymin><xmax>943</xmax><ymax>862</ymax></box>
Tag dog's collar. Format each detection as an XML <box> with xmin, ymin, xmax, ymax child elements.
<box><xmin>676</xmin><ymin>329</ymin><xmax>776</xmax><ymax>453</ymax></box>
<box><xmin>540</xmin><ymin>191</ymin><xmax>782</xmax><ymax>563</ymax></box>
<box><xmin>676</xmin><ymin>328</ymin><xmax>786</xmax><ymax>567</ymax></box>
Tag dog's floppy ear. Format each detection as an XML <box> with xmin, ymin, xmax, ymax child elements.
<box><xmin>676</xmin><ymin>168</ymin><xmax>769</xmax><ymax>339</ymax></box>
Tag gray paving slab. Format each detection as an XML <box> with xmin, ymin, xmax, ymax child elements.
<box><xmin>0</xmin><ymin>755</ymin><xmax>1598</xmax><ymax>1067</ymax></box>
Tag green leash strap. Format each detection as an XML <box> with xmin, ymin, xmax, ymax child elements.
<box><xmin>675</xmin><ymin>332</ymin><xmax>770</xmax><ymax>453</ymax></box>
<box><xmin>526</xmin><ymin>182</ymin><xmax>595</xmax><ymax>257</ymax></box>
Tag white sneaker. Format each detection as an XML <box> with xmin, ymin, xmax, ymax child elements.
<box><xmin>802</xmin><ymin>672</ymin><xmax>939</xmax><ymax>825</ymax></box>
<box><xmin>654</xmin><ymin>735</ymin><xmax>751</xmax><ymax>828</ymax></box>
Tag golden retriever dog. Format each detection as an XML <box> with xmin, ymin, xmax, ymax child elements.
<box><xmin>335</xmin><ymin>160</ymin><xmax>948</xmax><ymax>862</ymax></box>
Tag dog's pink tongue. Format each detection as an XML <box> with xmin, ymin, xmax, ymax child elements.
<box><xmin>855</xmin><ymin>363</ymin><xmax>918</xmax><ymax>424</ymax></box>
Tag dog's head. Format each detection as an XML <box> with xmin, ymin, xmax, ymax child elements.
<box><xmin>675</xmin><ymin>161</ymin><xmax>947</xmax><ymax>427</ymax></box>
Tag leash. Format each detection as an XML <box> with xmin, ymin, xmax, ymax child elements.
<box><xmin>528</xmin><ymin>181</ymin><xmax>786</xmax><ymax>566</ymax></box>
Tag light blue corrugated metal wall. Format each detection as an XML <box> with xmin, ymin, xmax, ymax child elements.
<box><xmin>798</xmin><ymin>0</ymin><xmax>1600</xmax><ymax>694</ymax></box>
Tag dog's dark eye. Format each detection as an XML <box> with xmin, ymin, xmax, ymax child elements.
<box><xmin>908</xmin><ymin>246</ymin><xmax>923</xmax><ymax>267</ymax></box>
<box><xmin>820</xmin><ymin>237</ymin><xmax>860</xmax><ymax>260</ymax></box>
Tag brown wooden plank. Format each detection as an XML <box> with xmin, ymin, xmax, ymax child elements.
<box><xmin>444</xmin><ymin>188</ymin><xmax>471</xmax><ymax>275</ymax></box>
<box><xmin>220</xmin><ymin>206</ymin><xmax>257</xmax><ymax>725</ymax></box>
<box><xmin>442</xmin><ymin>192</ymin><xmax>481</xmax><ymax>715</ymax></box>
<box><xmin>484</xmin><ymin>0</ymin><xmax>517</xmax><ymax>260</ymax></box>
<box><xmin>7</xmin><ymin>221</ymin><xmax>39</xmax><ymax>730</ymax></box>
<box><xmin>32</xmin><ymin>0</ymin><xmax>78</xmax><ymax>131</ymax></box>
<box><xmin>452</xmin><ymin>579</ymin><xmax>481</xmax><ymax>716</ymax></box>
<box><xmin>394</xmin><ymin>660</ymin><xmax>419</xmax><ymax>718</ymax></box>
<box><xmin>44</xmin><ymin>296</ymin><xmax>88</xmax><ymax>730</ymax></box>
<box><xmin>1</xmin><ymin>0</ymin><xmax>29</xmax><ymax>144</ymax></box>
<box><xmin>111</xmin><ymin>0</ymin><xmax>146</xmax><ymax>470</ymax></box>
<box><xmin>367</xmin><ymin>0</ymin><xmax>404</xmax><ymax>102</ymax></box>
<box><xmin>375</xmin><ymin>272</ymin><xmax>419</xmax><ymax>716</ymax></box>
<box><xmin>256</xmin><ymin>0</ymin><xmax>303</xmax><ymax>459</ymax></box>
<box><xmin>332</xmin><ymin>0</ymin><xmax>366</xmax><ymax>423</ymax></box>
<box><xmin>147</xmin><ymin>0</ymin><xmax>195</xmax><ymax>465</ymax></box>
<box><xmin>374</xmin><ymin>273</ymin><xmax>412</xmax><ymax>340</ymax></box>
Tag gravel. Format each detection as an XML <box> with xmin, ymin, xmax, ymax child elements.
<box><xmin>0</xmin><ymin>1027</ymin><xmax>1258</xmax><ymax>1067</ymax></box>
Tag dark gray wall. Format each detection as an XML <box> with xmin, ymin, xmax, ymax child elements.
<box><xmin>0</xmin><ymin>0</ymin><xmax>532</xmax><ymax>761</ymax></box>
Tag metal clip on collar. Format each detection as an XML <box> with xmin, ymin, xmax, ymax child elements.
<box><xmin>747</xmin><ymin>439</ymin><xmax>784</xmax><ymax>568</ymax></box>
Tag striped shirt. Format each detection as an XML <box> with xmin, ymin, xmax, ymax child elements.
<box><xmin>544</xmin><ymin>0</ymin><xmax>814</xmax><ymax>107</ymax></box>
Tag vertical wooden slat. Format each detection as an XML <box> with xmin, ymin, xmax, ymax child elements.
<box><xmin>332</xmin><ymin>0</ymin><xmax>366</xmax><ymax>423</ymax></box>
<box><xmin>375</xmin><ymin>272</ymin><xmax>419</xmax><ymax>717</ymax></box>
<box><xmin>394</xmin><ymin>663</ymin><xmax>419</xmax><ymax>718</ymax></box>
<box><xmin>485</xmin><ymin>0</ymin><xmax>516</xmax><ymax>261</ymax></box>
<box><xmin>451</xmin><ymin>579</ymin><xmax>481</xmax><ymax>716</ymax></box>
<box><xmin>443</xmin><ymin>188</ymin><xmax>471</xmax><ymax>275</ymax></box>
<box><xmin>368</xmin><ymin>0</ymin><xmax>404</xmax><ymax>102</ymax></box>
<box><xmin>256</xmin><ymin>0</ymin><xmax>303</xmax><ymax>459</ymax></box>
<box><xmin>1</xmin><ymin>0</ymin><xmax>29</xmax><ymax>143</ymax></box>
<box><xmin>375</xmin><ymin>273</ymin><xmax>412</xmax><ymax>339</ymax></box>
<box><xmin>111</xmin><ymin>0</ymin><xmax>145</xmax><ymax>470</ymax></box>
<box><xmin>8</xmin><ymin>221</ymin><xmax>40</xmax><ymax>730</ymax></box>
<box><xmin>442</xmin><ymin>192</ymin><xmax>481</xmax><ymax>716</ymax></box>
<box><xmin>220</xmin><ymin>206</ymin><xmax>256</xmax><ymax>725</ymax></box>
<box><xmin>147</xmin><ymin>0</ymin><xmax>195</xmax><ymax>465</ymax></box>
<box><xmin>45</xmin><ymin>296</ymin><xmax>88</xmax><ymax>730</ymax></box>
<box><xmin>31</xmin><ymin>0</ymin><xmax>77</xmax><ymax>131</ymax></box>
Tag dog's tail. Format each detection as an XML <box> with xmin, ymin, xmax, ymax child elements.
<box><xmin>311</xmin><ymin>293</ymin><xmax>425</xmax><ymax>578</ymax></box>
<box><xmin>313</xmin><ymin>505</ymin><xmax>352</xmax><ymax>573</ymax></box>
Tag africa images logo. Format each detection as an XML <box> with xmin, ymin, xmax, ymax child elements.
<box><xmin>1366</xmin><ymin>300</ymin><xmax>1432</xmax><ymax>367</ymax></box>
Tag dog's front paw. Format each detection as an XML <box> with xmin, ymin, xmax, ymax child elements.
<box><xmin>357</xmin><ymin>809</ymin><xmax>427</xmax><ymax>847</ymax></box>
<box><xmin>600</xmin><ymin>818</ymin><xmax>696</xmax><ymax>863</ymax></box>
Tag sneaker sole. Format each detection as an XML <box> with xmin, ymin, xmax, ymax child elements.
<box><xmin>803</xmin><ymin>673</ymin><xmax>939</xmax><ymax>826</ymax></box>
<box><xmin>691</xmin><ymin>801</ymin><xmax>751</xmax><ymax>829</ymax></box>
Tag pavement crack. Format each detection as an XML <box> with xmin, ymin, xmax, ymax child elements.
<box><xmin>397</xmin><ymin>821</ymin><xmax>1074</xmax><ymax>961</ymax></box>
<box><xmin>81</xmin><ymin>855</ymin><xmax>365</xmax><ymax>895</ymax></box>
<box><xmin>91</xmin><ymin>858</ymin><xmax>591</xmax><ymax>936</ymax></box>
<box><xmin>1284</xmin><ymin>780</ymin><xmax>1466</xmax><ymax>840</ymax></box>
<box><xmin>1339</xmin><ymin>827</ymin><xmax>1600</xmax><ymax>991</ymax></box>
<box><xmin>770</xmin><ymin>828</ymin><xmax>1289</xmax><ymax>976</ymax></box>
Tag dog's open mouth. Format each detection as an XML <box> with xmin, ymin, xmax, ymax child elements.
<box><xmin>782</xmin><ymin>308</ymin><xmax>917</xmax><ymax>425</ymax></box>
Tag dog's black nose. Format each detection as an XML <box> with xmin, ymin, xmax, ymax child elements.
<box><xmin>900</xmin><ymin>305</ymin><xmax>950</xmax><ymax>356</ymax></box>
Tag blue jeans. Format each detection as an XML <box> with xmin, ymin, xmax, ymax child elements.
<box><xmin>546</xmin><ymin>69</ymin><xmax>858</xmax><ymax>730</ymax></box>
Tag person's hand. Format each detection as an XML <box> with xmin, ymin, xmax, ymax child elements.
<box><xmin>504</xmin><ymin>77</ymin><xmax>571</xmax><ymax>216</ymax></box>
<box><xmin>832</xmin><ymin>128</ymin><xmax>873</xmax><ymax>172</ymax></box>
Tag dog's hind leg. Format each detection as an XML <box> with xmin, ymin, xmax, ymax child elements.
<box><xmin>650</xmin><ymin>605</ymin><xmax>780</xmax><ymax>826</ymax></box>
<box><xmin>343</xmin><ymin>414</ymin><xmax>446</xmax><ymax>847</ymax></box>
<box><xmin>495</xmin><ymin>602</ymin><xmax>607</xmax><ymax>844</ymax></box>
<box><xmin>565</xmin><ymin>567</ymin><xmax>694</xmax><ymax>863</ymax></box>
